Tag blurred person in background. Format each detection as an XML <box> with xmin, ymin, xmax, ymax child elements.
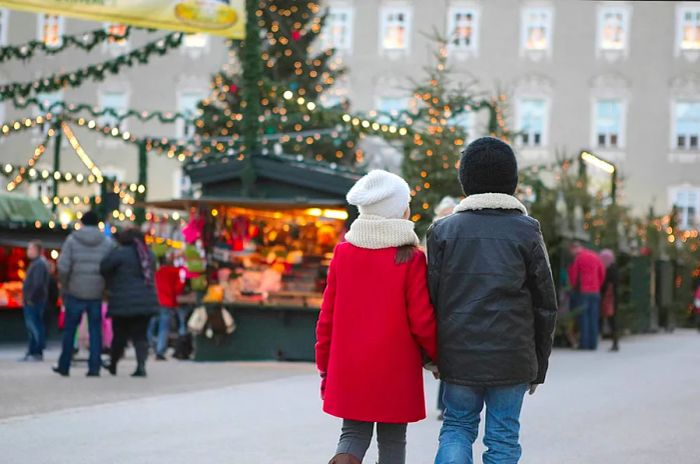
<box><xmin>20</xmin><ymin>240</ymin><xmax>49</xmax><ymax>362</ymax></box>
<box><xmin>149</xmin><ymin>254</ymin><xmax>185</xmax><ymax>360</ymax></box>
<box><xmin>54</xmin><ymin>211</ymin><xmax>113</xmax><ymax>377</ymax></box>
<box><xmin>569</xmin><ymin>241</ymin><xmax>606</xmax><ymax>350</ymax></box>
<box><xmin>101</xmin><ymin>227</ymin><xmax>158</xmax><ymax>377</ymax></box>
<box><xmin>600</xmin><ymin>249</ymin><xmax>620</xmax><ymax>352</ymax></box>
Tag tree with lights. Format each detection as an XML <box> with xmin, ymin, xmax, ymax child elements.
<box><xmin>400</xmin><ymin>36</ymin><xmax>514</xmax><ymax>234</ymax></box>
<box><xmin>195</xmin><ymin>0</ymin><xmax>360</xmax><ymax>165</ymax></box>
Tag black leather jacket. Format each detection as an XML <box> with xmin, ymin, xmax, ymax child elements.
<box><xmin>427</xmin><ymin>203</ymin><xmax>557</xmax><ymax>387</ymax></box>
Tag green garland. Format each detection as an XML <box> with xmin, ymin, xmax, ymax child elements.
<box><xmin>0</xmin><ymin>33</ymin><xmax>184</xmax><ymax>102</ymax></box>
<box><xmin>12</xmin><ymin>96</ymin><xmax>191</xmax><ymax>124</ymax></box>
<box><xmin>0</xmin><ymin>26</ymin><xmax>139</xmax><ymax>63</ymax></box>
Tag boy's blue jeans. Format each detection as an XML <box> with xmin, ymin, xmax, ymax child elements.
<box><xmin>57</xmin><ymin>296</ymin><xmax>102</xmax><ymax>374</ymax></box>
<box><xmin>435</xmin><ymin>382</ymin><xmax>528</xmax><ymax>464</ymax></box>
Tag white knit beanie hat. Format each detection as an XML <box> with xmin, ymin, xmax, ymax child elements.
<box><xmin>346</xmin><ymin>170</ymin><xmax>411</xmax><ymax>219</ymax></box>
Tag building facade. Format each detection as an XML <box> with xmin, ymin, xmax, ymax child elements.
<box><xmin>0</xmin><ymin>1</ymin><xmax>699</xmax><ymax>228</ymax></box>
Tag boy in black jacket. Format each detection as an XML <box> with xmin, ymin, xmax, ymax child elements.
<box><xmin>428</xmin><ymin>137</ymin><xmax>557</xmax><ymax>464</ymax></box>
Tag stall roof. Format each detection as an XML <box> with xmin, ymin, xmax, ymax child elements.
<box><xmin>183</xmin><ymin>153</ymin><xmax>363</xmax><ymax>202</ymax></box>
<box><xmin>144</xmin><ymin>196</ymin><xmax>347</xmax><ymax>211</ymax></box>
<box><xmin>0</xmin><ymin>193</ymin><xmax>51</xmax><ymax>224</ymax></box>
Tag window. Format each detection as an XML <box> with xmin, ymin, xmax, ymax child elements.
<box><xmin>38</xmin><ymin>14</ymin><xmax>64</xmax><ymax>49</ymax></box>
<box><xmin>450</xmin><ymin>111</ymin><xmax>475</xmax><ymax>141</ymax></box>
<box><xmin>598</xmin><ymin>6</ymin><xmax>629</xmax><ymax>51</ymax></box>
<box><xmin>521</xmin><ymin>7</ymin><xmax>552</xmax><ymax>52</ymax></box>
<box><xmin>104</xmin><ymin>23</ymin><xmax>128</xmax><ymax>47</ymax></box>
<box><xmin>0</xmin><ymin>9</ymin><xmax>9</xmax><ymax>46</ymax></box>
<box><xmin>323</xmin><ymin>6</ymin><xmax>354</xmax><ymax>51</ymax></box>
<box><xmin>517</xmin><ymin>98</ymin><xmax>547</xmax><ymax>147</ymax></box>
<box><xmin>183</xmin><ymin>33</ymin><xmax>209</xmax><ymax>49</ymax></box>
<box><xmin>176</xmin><ymin>90</ymin><xmax>205</xmax><ymax>139</ymax></box>
<box><xmin>673</xmin><ymin>188</ymin><xmax>699</xmax><ymax>230</ymax></box>
<box><xmin>594</xmin><ymin>100</ymin><xmax>623</xmax><ymax>148</ymax></box>
<box><xmin>35</xmin><ymin>91</ymin><xmax>62</xmax><ymax>135</ymax></box>
<box><xmin>447</xmin><ymin>7</ymin><xmax>478</xmax><ymax>53</ymax></box>
<box><xmin>678</xmin><ymin>6</ymin><xmax>700</xmax><ymax>51</ymax></box>
<box><xmin>376</xmin><ymin>96</ymin><xmax>408</xmax><ymax>123</ymax></box>
<box><xmin>98</xmin><ymin>90</ymin><xmax>128</xmax><ymax>130</ymax></box>
<box><xmin>380</xmin><ymin>6</ymin><xmax>411</xmax><ymax>51</ymax></box>
<box><xmin>172</xmin><ymin>170</ymin><xmax>192</xmax><ymax>199</ymax></box>
<box><xmin>673</xmin><ymin>101</ymin><xmax>700</xmax><ymax>150</ymax></box>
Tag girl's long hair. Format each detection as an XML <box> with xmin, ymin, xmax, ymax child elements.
<box><xmin>395</xmin><ymin>245</ymin><xmax>417</xmax><ymax>264</ymax></box>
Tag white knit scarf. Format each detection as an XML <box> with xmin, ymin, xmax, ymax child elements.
<box><xmin>453</xmin><ymin>193</ymin><xmax>528</xmax><ymax>215</ymax></box>
<box><xmin>345</xmin><ymin>214</ymin><xmax>420</xmax><ymax>249</ymax></box>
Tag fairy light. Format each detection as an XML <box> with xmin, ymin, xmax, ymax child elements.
<box><xmin>61</xmin><ymin>122</ymin><xmax>104</xmax><ymax>183</ymax></box>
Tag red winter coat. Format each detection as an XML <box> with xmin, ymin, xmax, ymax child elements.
<box><xmin>155</xmin><ymin>265</ymin><xmax>185</xmax><ymax>308</ymax></box>
<box><xmin>569</xmin><ymin>248</ymin><xmax>606</xmax><ymax>294</ymax></box>
<box><xmin>315</xmin><ymin>242</ymin><xmax>438</xmax><ymax>424</ymax></box>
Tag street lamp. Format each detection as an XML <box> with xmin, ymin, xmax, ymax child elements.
<box><xmin>579</xmin><ymin>150</ymin><xmax>618</xmax><ymax>205</ymax></box>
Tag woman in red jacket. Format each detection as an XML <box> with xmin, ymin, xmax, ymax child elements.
<box><xmin>316</xmin><ymin>170</ymin><xmax>438</xmax><ymax>464</ymax></box>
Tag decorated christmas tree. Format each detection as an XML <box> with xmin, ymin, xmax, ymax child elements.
<box><xmin>195</xmin><ymin>0</ymin><xmax>360</xmax><ymax>164</ymax></box>
<box><xmin>400</xmin><ymin>37</ymin><xmax>513</xmax><ymax>234</ymax></box>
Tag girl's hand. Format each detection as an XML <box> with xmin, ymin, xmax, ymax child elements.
<box><xmin>320</xmin><ymin>372</ymin><xmax>327</xmax><ymax>400</ymax></box>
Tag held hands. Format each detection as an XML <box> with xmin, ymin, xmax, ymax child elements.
<box><xmin>424</xmin><ymin>362</ymin><xmax>440</xmax><ymax>380</ymax></box>
<box><xmin>529</xmin><ymin>384</ymin><xmax>538</xmax><ymax>395</ymax></box>
<box><xmin>320</xmin><ymin>372</ymin><xmax>327</xmax><ymax>400</ymax></box>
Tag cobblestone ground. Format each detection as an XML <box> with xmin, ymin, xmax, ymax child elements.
<box><xmin>1</xmin><ymin>330</ymin><xmax>699</xmax><ymax>463</ymax></box>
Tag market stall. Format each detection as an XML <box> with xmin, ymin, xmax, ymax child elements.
<box><xmin>0</xmin><ymin>193</ymin><xmax>67</xmax><ymax>343</ymax></box>
<box><xmin>145</xmin><ymin>153</ymin><xmax>361</xmax><ymax>361</ymax></box>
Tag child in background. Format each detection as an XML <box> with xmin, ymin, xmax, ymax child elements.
<box><xmin>151</xmin><ymin>254</ymin><xmax>185</xmax><ymax>360</ymax></box>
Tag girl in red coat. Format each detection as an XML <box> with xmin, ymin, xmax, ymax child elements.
<box><xmin>316</xmin><ymin>170</ymin><xmax>438</xmax><ymax>464</ymax></box>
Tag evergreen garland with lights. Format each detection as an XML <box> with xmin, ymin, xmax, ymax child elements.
<box><xmin>195</xmin><ymin>1</ymin><xmax>360</xmax><ymax>164</ymax></box>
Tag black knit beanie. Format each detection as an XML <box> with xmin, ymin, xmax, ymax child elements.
<box><xmin>458</xmin><ymin>137</ymin><xmax>518</xmax><ymax>196</ymax></box>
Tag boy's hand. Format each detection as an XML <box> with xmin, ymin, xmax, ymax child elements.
<box><xmin>529</xmin><ymin>384</ymin><xmax>538</xmax><ymax>395</ymax></box>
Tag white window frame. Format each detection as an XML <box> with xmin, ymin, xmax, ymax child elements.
<box><xmin>33</xmin><ymin>91</ymin><xmax>63</xmax><ymax>137</ymax></box>
<box><xmin>375</xmin><ymin>96</ymin><xmax>408</xmax><ymax>124</ymax></box>
<box><xmin>102</xmin><ymin>23</ymin><xmax>129</xmax><ymax>54</ymax></box>
<box><xmin>596</xmin><ymin>3</ymin><xmax>631</xmax><ymax>57</ymax></box>
<box><xmin>446</xmin><ymin>3</ymin><xmax>479</xmax><ymax>57</ymax></box>
<box><xmin>98</xmin><ymin>89</ymin><xmax>129</xmax><ymax>131</ymax></box>
<box><xmin>515</xmin><ymin>96</ymin><xmax>550</xmax><ymax>148</ymax></box>
<box><xmin>0</xmin><ymin>9</ymin><xmax>9</xmax><ymax>46</ymax></box>
<box><xmin>323</xmin><ymin>5</ymin><xmax>354</xmax><ymax>53</ymax></box>
<box><xmin>379</xmin><ymin>4</ymin><xmax>412</xmax><ymax>54</ymax></box>
<box><xmin>676</xmin><ymin>3</ymin><xmax>700</xmax><ymax>56</ymax></box>
<box><xmin>176</xmin><ymin>89</ymin><xmax>205</xmax><ymax>139</ymax></box>
<box><xmin>669</xmin><ymin>185</ymin><xmax>700</xmax><ymax>230</ymax></box>
<box><xmin>520</xmin><ymin>6</ymin><xmax>553</xmax><ymax>58</ymax></box>
<box><xmin>591</xmin><ymin>98</ymin><xmax>626</xmax><ymax>150</ymax></box>
<box><xmin>671</xmin><ymin>99</ymin><xmax>700</xmax><ymax>152</ymax></box>
<box><xmin>37</xmin><ymin>14</ymin><xmax>65</xmax><ymax>49</ymax></box>
<box><xmin>172</xmin><ymin>170</ymin><xmax>192</xmax><ymax>199</ymax></box>
<box><xmin>182</xmin><ymin>33</ymin><xmax>210</xmax><ymax>58</ymax></box>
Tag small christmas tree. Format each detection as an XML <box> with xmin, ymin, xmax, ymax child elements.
<box><xmin>400</xmin><ymin>36</ymin><xmax>512</xmax><ymax>234</ymax></box>
<box><xmin>196</xmin><ymin>1</ymin><xmax>360</xmax><ymax>164</ymax></box>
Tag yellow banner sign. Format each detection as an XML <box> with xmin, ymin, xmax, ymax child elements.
<box><xmin>0</xmin><ymin>0</ymin><xmax>246</xmax><ymax>39</ymax></box>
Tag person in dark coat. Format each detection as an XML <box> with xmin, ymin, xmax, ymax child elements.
<box><xmin>600</xmin><ymin>249</ymin><xmax>620</xmax><ymax>352</ymax></box>
<box><xmin>101</xmin><ymin>227</ymin><xmax>158</xmax><ymax>377</ymax></box>
<box><xmin>21</xmin><ymin>240</ymin><xmax>50</xmax><ymax>362</ymax></box>
<box><xmin>428</xmin><ymin>137</ymin><xmax>558</xmax><ymax>464</ymax></box>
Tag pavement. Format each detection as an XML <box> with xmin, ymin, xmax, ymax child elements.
<box><xmin>1</xmin><ymin>330</ymin><xmax>699</xmax><ymax>464</ymax></box>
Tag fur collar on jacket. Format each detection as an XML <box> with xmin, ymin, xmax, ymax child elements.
<box><xmin>453</xmin><ymin>193</ymin><xmax>528</xmax><ymax>215</ymax></box>
<box><xmin>345</xmin><ymin>214</ymin><xmax>420</xmax><ymax>249</ymax></box>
